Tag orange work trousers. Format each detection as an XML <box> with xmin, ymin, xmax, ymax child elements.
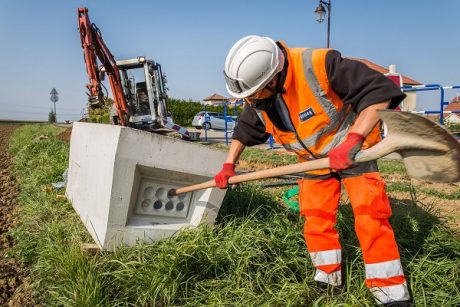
<box><xmin>299</xmin><ymin>172</ymin><xmax>410</xmax><ymax>304</ymax></box>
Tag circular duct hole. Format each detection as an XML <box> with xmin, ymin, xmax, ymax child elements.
<box><xmin>176</xmin><ymin>202</ymin><xmax>185</xmax><ymax>211</ymax></box>
<box><xmin>165</xmin><ymin>201</ymin><xmax>174</xmax><ymax>211</ymax></box>
<box><xmin>178</xmin><ymin>193</ymin><xmax>187</xmax><ymax>200</ymax></box>
<box><xmin>155</xmin><ymin>188</ymin><xmax>167</xmax><ymax>201</ymax></box>
<box><xmin>167</xmin><ymin>189</ymin><xmax>176</xmax><ymax>199</ymax></box>
<box><xmin>141</xmin><ymin>199</ymin><xmax>152</xmax><ymax>210</ymax></box>
<box><xmin>143</xmin><ymin>186</ymin><xmax>155</xmax><ymax>199</ymax></box>
<box><xmin>153</xmin><ymin>200</ymin><xmax>163</xmax><ymax>210</ymax></box>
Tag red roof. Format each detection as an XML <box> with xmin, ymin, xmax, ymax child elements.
<box><xmin>203</xmin><ymin>93</ymin><xmax>228</xmax><ymax>101</ymax></box>
<box><xmin>446</xmin><ymin>96</ymin><xmax>460</xmax><ymax>111</ymax></box>
<box><xmin>346</xmin><ymin>57</ymin><xmax>422</xmax><ymax>85</ymax></box>
<box><xmin>423</xmin><ymin>96</ymin><xmax>460</xmax><ymax>122</ymax></box>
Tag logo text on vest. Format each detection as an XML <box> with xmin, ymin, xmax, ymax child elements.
<box><xmin>299</xmin><ymin>107</ymin><xmax>315</xmax><ymax>122</ymax></box>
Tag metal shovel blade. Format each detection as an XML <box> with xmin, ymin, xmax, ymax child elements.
<box><xmin>357</xmin><ymin>110</ymin><xmax>460</xmax><ymax>183</ymax></box>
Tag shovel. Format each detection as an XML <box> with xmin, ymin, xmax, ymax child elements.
<box><xmin>170</xmin><ymin>110</ymin><xmax>460</xmax><ymax>196</ymax></box>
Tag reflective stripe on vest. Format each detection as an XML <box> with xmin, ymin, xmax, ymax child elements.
<box><xmin>254</xmin><ymin>109</ymin><xmax>266</xmax><ymax>126</ymax></box>
<box><xmin>302</xmin><ymin>49</ymin><xmax>339</xmax><ymax>124</ymax></box>
<box><xmin>279</xmin><ymin>49</ymin><xmax>354</xmax><ymax>157</ymax></box>
<box><xmin>282</xmin><ymin>108</ymin><xmax>355</xmax><ymax>156</ymax></box>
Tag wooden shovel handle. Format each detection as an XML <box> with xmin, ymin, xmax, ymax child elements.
<box><xmin>170</xmin><ymin>137</ymin><xmax>397</xmax><ymax>196</ymax></box>
<box><xmin>171</xmin><ymin>157</ymin><xmax>330</xmax><ymax>196</ymax></box>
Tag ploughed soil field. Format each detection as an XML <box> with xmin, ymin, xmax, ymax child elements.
<box><xmin>0</xmin><ymin>125</ymin><xmax>34</xmax><ymax>306</ymax></box>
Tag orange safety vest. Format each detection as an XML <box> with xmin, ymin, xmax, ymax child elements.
<box><xmin>260</xmin><ymin>42</ymin><xmax>382</xmax><ymax>175</ymax></box>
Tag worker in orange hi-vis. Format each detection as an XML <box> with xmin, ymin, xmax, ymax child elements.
<box><xmin>215</xmin><ymin>35</ymin><xmax>412</xmax><ymax>307</ymax></box>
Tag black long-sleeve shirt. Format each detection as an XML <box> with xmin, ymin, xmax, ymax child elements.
<box><xmin>232</xmin><ymin>50</ymin><xmax>406</xmax><ymax>146</ymax></box>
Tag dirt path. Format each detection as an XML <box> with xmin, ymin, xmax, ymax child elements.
<box><xmin>0</xmin><ymin>125</ymin><xmax>34</xmax><ymax>306</ymax></box>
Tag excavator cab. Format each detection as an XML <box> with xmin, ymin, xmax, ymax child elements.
<box><xmin>78</xmin><ymin>7</ymin><xmax>189</xmax><ymax>138</ymax></box>
<box><xmin>102</xmin><ymin>57</ymin><xmax>183</xmax><ymax>135</ymax></box>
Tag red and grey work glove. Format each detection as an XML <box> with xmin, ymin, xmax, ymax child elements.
<box><xmin>214</xmin><ymin>163</ymin><xmax>236</xmax><ymax>189</ymax></box>
<box><xmin>328</xmin><ymin>132</ymin><xmax>365</xmax><ymax>170</ymax></box>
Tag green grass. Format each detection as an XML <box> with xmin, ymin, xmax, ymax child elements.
<box><xmin>8</xmin><ymin>125</ymin><xmax>460</xmax><ymax>306</ymax></box>
<box><xmin>240</xmin><ymin>147</ymin><xmax>298</xmax><ymax>168</ymax></box>
<box><xmin>385</xmin><ymin>181</ymin><xmax>412</xmax><ymax>193</ymax></box>
<box><xmin>377</xmin><ymin>159</ymin><xmax>407</xmax><ymax>176</ymax></box>
<box><xmin>418</xmin><ymin>187</ymin><xmax>460</xmax><ymax>200</ymax></box>
<box><xmin>210</xmin><ymin>144</ymin><xmax>298</xmax><ymax>168</ymax></box>
<box><xmin>377</xmin><ymin>159</ymin><xmax>460</xmax><ymax>200</ymax></box>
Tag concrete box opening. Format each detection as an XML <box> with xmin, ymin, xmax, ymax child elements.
<box><xmin>127</xmin><ymin>165</ymin><xmax>212</xmax><ymax>228</ymax></box>
<box><xmin>66</xmin><ymin>122</ymin><xmax>227</xmax><ymax>250</ymax></box>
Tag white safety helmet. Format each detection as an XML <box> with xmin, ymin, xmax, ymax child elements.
<box><xmin>224</xmin><ymin>35</ymin><xmax>285</xmax><ymax>98</ymax></box>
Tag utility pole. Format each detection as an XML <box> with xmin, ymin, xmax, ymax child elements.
<box><xmin>50</xmin><ymin>88</ymin><xmax>59</xmax><ymax>123</ymax></box>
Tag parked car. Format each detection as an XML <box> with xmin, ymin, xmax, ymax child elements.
<box><xmin>192</xmin><ymin>111</ymin><xmax>236</xmax><ymax>130</ymax></box>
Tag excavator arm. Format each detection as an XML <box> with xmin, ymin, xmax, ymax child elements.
<box><xmin>77</xmin><ymin>7</ymin><xmax>129</xmax><ymax>126</ymax></box>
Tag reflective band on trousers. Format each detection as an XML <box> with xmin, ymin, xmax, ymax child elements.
<box><xmin>309</xmin><ymin>249</ymin><xmax>341</xmax><ymax>266</ymax></box>
<box><xmin>365</xmin><ymin>259</ymin><xmax>404</xmax><ymax>279</ymax></box>
<box><xmin>314</xmin><ymin>269</ymin><xmax>342</xmax><ymax>286</ymax></box>
<box><xmin>370</xmin><ymin>282</ymin><xmax>411</xmax><ymax>304</ymax></box>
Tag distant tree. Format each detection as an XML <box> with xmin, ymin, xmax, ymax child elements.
<box><xmin>166</xmin><ymin>97</ymin><xmax>243</xmax><ymax>126</ymax></box>
<box><xmin>48</xmin><ymin>109</ymin><xmax>56</xmax><ymax>123</ymax></box>
<box><xmin>162</xmin><ymin>73</ymin><xmax>169</xmax><ymax>92</ymax></box>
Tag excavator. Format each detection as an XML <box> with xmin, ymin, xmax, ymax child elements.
<box><xmin>77</xmin><ymin>7</ymin><xmax>190</xmax><ymax>139</ymax></box>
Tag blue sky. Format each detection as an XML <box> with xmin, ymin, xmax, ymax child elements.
<box><xmin>1</xmin><ymin>0</ymin><xmax>459</xmax><ymax>121</ymax></box>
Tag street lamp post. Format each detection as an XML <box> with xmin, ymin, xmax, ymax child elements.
<box><xmin>314</xmin><ymin>0</ymin><xmax>331</xmax><ymax>48</ymax></box>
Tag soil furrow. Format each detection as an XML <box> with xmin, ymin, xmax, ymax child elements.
<box><xmin>0</xmin><ymin>125</ymin><xmax>34</xmax><ymax>306</ymax></box>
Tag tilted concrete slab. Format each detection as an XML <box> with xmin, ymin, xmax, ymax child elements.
<box><xmin>66</xmin><ymin>122</ymin><xmax>227</xmax><ymax>250</ymax></box>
